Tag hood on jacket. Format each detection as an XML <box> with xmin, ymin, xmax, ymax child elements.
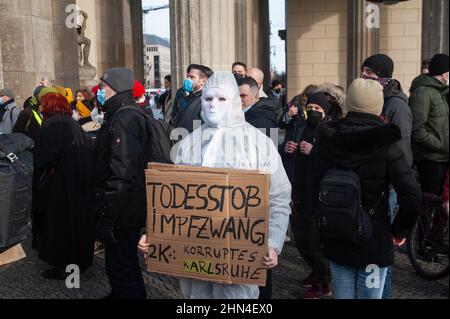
<box><xmin>201</xmin><ymin>71</ymin><xmax>246</xmax><ymax>128</ymax></box>
<box><xmin>410</xmin><ymin>74</ymin><xmax>449</xmax><ymax>94</ymax></box>
<box><xmin>383</xmin><ymin>79</ymin><xmax>408</xmax><ymax>104</ymax></box>
<box><xmin>317</xmin><ymin>112</ymin><xmax>401</xmax><ymax>168</ymax></box>
<box><xmin>315</xmin><ymin>83</ymin><xmax>346</xmax><ymax>109</ymax></box>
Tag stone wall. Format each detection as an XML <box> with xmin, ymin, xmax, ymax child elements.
<box><xmin>379</xmin><ymin>0</ymin><xmax>423</xmax><ymax>93</ymax></box>
<box><xmin>0</xmin><ymin>0</ymin><xmax>55</xmax><ymax>106</ymax></box>
<box><xmin>287</xmin><ymin>0</ymin><xmax>348</xmax><ymax>99</ymax></box>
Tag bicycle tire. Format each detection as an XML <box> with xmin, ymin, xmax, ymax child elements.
<box><xmin>407</xmin><ymin>213</ymin><xmax>449</xmax><ymax>281</ymax></box>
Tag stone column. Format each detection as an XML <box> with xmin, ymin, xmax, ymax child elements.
<box><xmin>0</xmin><ymin>0</ymin><xmax>55</xmax><ymax>105</ymax></box>
<box><xmin>0</xmin><ymin>41</ymin><xmax>3</xmax><ymax>89</ymax></box>
<box><xmin>95</xmin><ymin>0</ymin><xmax>134</xmax><ymax>78</ymax></box>
<box><xmin>235</xmin><ymin>0</ymin><xmax>271</xmax><ymax>86</ymax></box>
<box><xmin>130</xmin><ymin>0</ymin><xmax>144</xmax><ymax>83</ymax></box>
<box><xmin>422</xmin><ymin>0</ymin><xmax>449</xmax><ymax>60</ymax></box>
<box><xmin>170</xmin><ymin>0</ymin><xmax>236</xmax><ymax>89</ymax></box>
<box><xmin>347</xmin><ymin>0</ymin><xmax>380</xmax><ymax>86</ymax></box>
<box><xmin>52</xmin><ymin>0</ymin><xmax>80</xmax><ymax>91</ymax></box>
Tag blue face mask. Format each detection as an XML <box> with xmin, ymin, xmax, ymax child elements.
<box><xmin>97</xmin><ymin>89</ymin><xmax>107</xmax><ymax>106</ymax></box>
<box><xmin>183</xmin><ymin>79</ymin><xmax>194</xmax><ymax>93</ymax></box>
<box><xmin>0</xmin><ymin>97</ymin><xmax>4</xmax><ymax>106</ymax></box>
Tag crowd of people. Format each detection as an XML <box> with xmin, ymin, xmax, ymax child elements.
<box><xmin>0</xmin><ymin>52</ymin><xmax>448</xmax><ymax>300</ymax></box>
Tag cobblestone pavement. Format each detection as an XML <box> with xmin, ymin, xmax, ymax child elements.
<box><xmin>0</xmin><ymin>239</ymin><xmax>448</xmax><ymax>299</ymax></box>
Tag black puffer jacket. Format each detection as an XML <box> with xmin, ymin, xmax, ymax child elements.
<box><xmin>93</xmin><ymin>91</ymin><xmax>149</xmax><ymax>230</ymax></box>
<box><xmin>245</xmin><ymin>98</ymin><xmax>278</xmax><ymax>135</ymax></box>
<box><xmin>316</xmin><ymin>112</ymin><xmax>422</xmax><ymax>267</ymax></box>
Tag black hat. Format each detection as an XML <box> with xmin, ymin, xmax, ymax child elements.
<box><xmin>100</xmin><ymin>67</ymin><xmax>135</xmax><ymax>93</ymax></box>
<box><xmin>362</xmin><ymin>54</ymin><xmax>394</xmax><ymax>78</ymax></box>
<box><xmin>306</xmin><ymin>92</ymin><xmax>330</xmax><ymax>114</ymax></box>
<box><xmin>429</xmin><ymin>54</ymin><xmax>449</xmax><ymax>76</ymax></box>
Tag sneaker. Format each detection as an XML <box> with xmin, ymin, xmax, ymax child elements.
<box><xmin>303</xmin><ymin>283</ymin><xmax>332</xmax><ymax>299</ymax></box>
<box><xmin>300</xmin><ymin>273</ymin><xmax>316</xmax><ymax>288</ymax></box>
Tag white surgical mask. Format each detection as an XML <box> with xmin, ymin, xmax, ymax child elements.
<box><xmin>201</xmin><ymin>88</ymin><xmax>232</xmax><ymax>128</ymax></box>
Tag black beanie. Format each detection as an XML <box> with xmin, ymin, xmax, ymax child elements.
<box><xmin>429</xmin><ymin>54</ymin><xmax>449</xmax><ymax>76</ymax></box>
<box><xmin>100</xmin><ymin>67</ymin><xmax>135</xmax><ymax>93</ymax></box>
<box><xmin>306</xmin><ymin>92</ymin><xmax>330</xmax><ymax>114</ymax></box>
<box><xmin>362</xmin><ymin>54</ymin><xmax>394</xmax><ymax>78</ymax></box>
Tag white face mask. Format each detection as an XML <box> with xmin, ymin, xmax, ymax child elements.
<box><xmin>202</xmin><ymin>88</ymin><xmax>232</xmax><ymax>127</ymax></box>
<box><xmin>444</xmin><ymin>74</ymin><xmax>450</xmax><ymax>86</ymax></box>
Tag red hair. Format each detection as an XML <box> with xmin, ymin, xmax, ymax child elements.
<box><xmin>41</xmin><ymin>93</ymin><xmax>72</xmax><ymax>119</ymax></box>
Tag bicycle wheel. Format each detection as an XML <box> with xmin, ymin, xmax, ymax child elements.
<box><xmin>407</xmin><ymin>203</ymin><xmax>449</xmax><ymax>281</ymax></box>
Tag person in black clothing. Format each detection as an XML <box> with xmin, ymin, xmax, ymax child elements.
<box><xmin>93</xmin><ymin>68</ymin><xmax>150</xmax><ymax>299</ymax></box>
<box><xmin>282</xmin><ymin>91</ymin><xmax>333</xmax><ymax>299</ymax></box>
<box><xmin>34</xmin><ymin>93</ymin><xmax>95</xmax><ymax>280</ymax></box>
<box><xmin>238</xmin><ymin>77</ymin><xmax>278</xmax><ymax>137</ymax></box>
<box><xmin>158</xmin><ymin>75</ymin><xmax>172</xmax><ymax>115</ymax></box>
<box><xmin>172</xmin><ymin>64</ymin><xmax>213</xmax><ymax>133</ymax></box>
<box><xmin>316</xmin><ymin>78</ymin><xmax>422</xmax><ymax>299</ymax></box>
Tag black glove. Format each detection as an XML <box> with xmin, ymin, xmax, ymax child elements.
<box><xmin>96</xmin><ymin>215</ymin><xmax>117</xmax><ymax>245</ymax></box>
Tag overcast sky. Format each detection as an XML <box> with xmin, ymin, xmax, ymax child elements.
<box><xmin>142</xmin><ymin>0</ymin><xmax>286</xmax><ymax>73</ymax></box>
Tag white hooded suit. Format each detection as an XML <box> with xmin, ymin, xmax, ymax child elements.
<box><xmin>175</xmin><ymin>72</ymin><xmax>292</xmax><ymax>299</ymax></box>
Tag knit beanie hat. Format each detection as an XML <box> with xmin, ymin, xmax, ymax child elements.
<box><xmin>429</xmin><ymin>54</ymin><xmax>449</xmax><ymax>76</ymax></box>
<box><xmin>100</xmin><ymin>68</ymin><xmax>135</xmax><ymax>93</ymax></box>
<box><xmin>362</xmin><ymin>54</ymin><xmax>395</xmax><ymax>78</ymax></box>
<box><xmin>306</xmin><ymin>92</ymin><xmax>330</xmax><ymax>114</ymax></box>
<box><xmin>133</xmin><ymin>80</ymin><xmax>146</xmax><ymax>98</ymax></box>
<box><xmin>345</xmin><ymin>78</ymin><xmax>384</xmax><ymax>116</ymax></box>
<box><xmin>38</xmin><ymin>87</ymin><xmax>61</xmax><ymax>102</ymax></box>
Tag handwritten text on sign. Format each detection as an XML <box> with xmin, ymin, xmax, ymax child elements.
<box><xmin>145</xmin><ymin>164</ymin><xmax>269</xmax><ymax>286</ymax></box>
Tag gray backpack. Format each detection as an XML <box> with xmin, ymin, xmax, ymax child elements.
<box><xmin>0</xmin><ymin>134</ymin><xmax>34</xmax><ymax>249</ymax></box>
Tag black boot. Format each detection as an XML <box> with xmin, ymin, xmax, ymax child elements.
<box><xmin>41</xmin><ymin>268</ymin><xmax>68</xmax><ymax>280</ymax></box>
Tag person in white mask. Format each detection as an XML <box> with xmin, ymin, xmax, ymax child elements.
<box><xmin>139</xmin><ymin>71</ymin><xmax>292</xmax><ymax>299</ymax></box>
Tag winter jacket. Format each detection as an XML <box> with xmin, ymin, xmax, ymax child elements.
<box><xmin>172</xmin><ymin>91</ymin><xmax>203</xmax><ymax>133</ymax></box>
<box><xmin>245</xmin><ymin>98</ymin><xmax>278</xmax><ymax>136</ymax></box>
<box><xmin>12</xmin><ymin>109</ymin><xmax>42</xmax><ymax>145</ymax></box>
<box><xmin>316</xmin><ymin>112</ymin><xmax>422</xmax><ymax>267</ymax></box>
<box><xmin>93</xmin><ymin>91</ymin><xmax>150</xmax><ymax>231</ymax></box>
<box><xmin>315</xmin><ymin>83</ymin><xmax>346</xmax><ymax>121</ymax></box>
<box><xmin>0</xmin><ymin>100</ymin><xmax>21</xmax><ymax>134</ymax></box>
<box><xmin>409</xmin><ymin>74</ymin><xmax>449</xmax><ymax>163</ymax></box>
<box><xmin>383</xmin><ymin>80</ymin><xmax>413</xmax><ymax>167</ymax></box>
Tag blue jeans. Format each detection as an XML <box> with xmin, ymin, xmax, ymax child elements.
<box><xmin>330</xmin><ymin>262</ymin><xmax>388</xmax><ymax>299</ymax></box>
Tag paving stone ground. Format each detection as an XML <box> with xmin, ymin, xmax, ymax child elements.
<box><xmin>0</xmin><ymin>239</ymin><xmax>448</xmax><ymax>299</ymax></box>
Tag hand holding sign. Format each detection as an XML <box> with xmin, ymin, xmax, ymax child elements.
<box><xmin>138</xmin><ymin>235</ymin><xmax>150</xmax><ymax>261</ymax></box>
<box><xmin>263</xmin><ymin>248</ymin><xmax>278</xmax><ymax>269</ymax></box>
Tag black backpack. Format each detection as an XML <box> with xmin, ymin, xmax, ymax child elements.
<box><xmin>316</xmin><ymin>169</ymin><xmax>386</xmax><ymax>246</ymax></box>
<box><xmin>111</xmin><ymin>105</ymin><xmax>174</xmax><ymax>164</ymax></box>
<box><xmin>0</xmin><ymin>134</ymin><xmax>34</xmax><ymax>249</ymax></box>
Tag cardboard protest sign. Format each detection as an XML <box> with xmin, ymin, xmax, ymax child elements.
<box><xmin>0</xmin><ymin>244</ymin><xmax>26</xmax><ymax>267</ymax></box>
<box><xmin>145</xmin><ymin>163</ymin><xmax>270</xmax><ymax>286</ymax></box>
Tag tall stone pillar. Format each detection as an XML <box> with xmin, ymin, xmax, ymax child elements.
<box><xmin>170</xmin><ymin>0</ymin><xmax>237</xmax><ymax>88</ymax></box>
<box><xmin>0</xmin><ymin>0</ymin><xmax>55</xmax><ymax>105</ymax></box>
<box><xmin>422</xmin><ymin>0</ymin><xmax>449</xmax><ymax>60</ymax></box>
<box><xmin>52</xmin><ymin>0</ymin><xmax>80</xmax><ymax>91</ymax></box>
<box><xmin>0</xmin><ymin>42</ymin><xmax>3</xmax><ymax>89</ymax></box>
<box><xmin>235</xmin><ymin>0</ymin><xmax>271</xmax><ymax>88</ymax></box>
<box><xmin>130</xmin><ymin>0</ymin><xmax>144</xmax><ymax>83</ymax></box>
<box><xmin>95</xmin><ymin>0</ymin><xmax>134</xmax><ymax>78</ymax></box>
<box><xmin>347</xmin><ymin>0</ymin><xmax>380</xmax><ymax>86</ymax></box>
